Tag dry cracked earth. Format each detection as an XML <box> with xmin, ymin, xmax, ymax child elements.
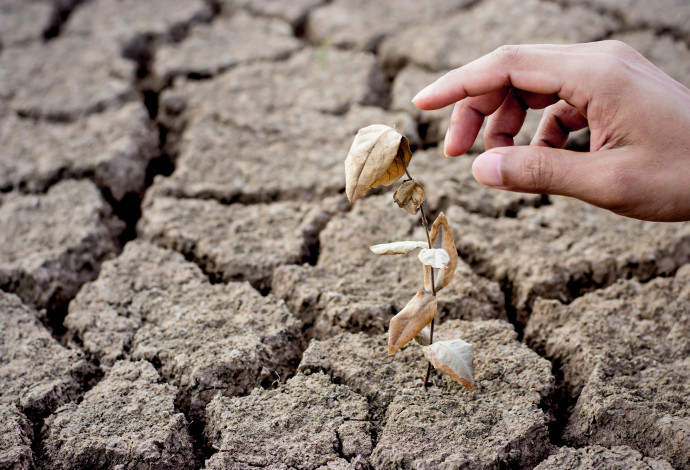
<box><xmin>1</xmin><ymin>0</ymin><xmax>690</xmax><ymax>469</ymax></box>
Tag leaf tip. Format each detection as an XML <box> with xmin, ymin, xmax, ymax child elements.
<box><xmin>387</xmin><ymin>334</ymin><xmax>404</xmax><ymax>356</ymax></box>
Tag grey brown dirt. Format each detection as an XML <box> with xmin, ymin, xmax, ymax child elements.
<box><xmin>1</xmin><ymin>1</ymin><xmax>689</xmax><ymax>469</ymax></box>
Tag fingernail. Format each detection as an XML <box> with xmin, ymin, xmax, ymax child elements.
<box><xmin>412</xmin><ymin>84</ymin><xmax>432</xmax><ymax>104</ymax></box>
<box><xmin>443</xmin><ymin>128</ymin><xmax>452</xmax><ymax>156</ymax></box>
<box><xmin>472</xmin><ymin>152</ymin><xmax>503</xmax><ymax>187</ymax></box>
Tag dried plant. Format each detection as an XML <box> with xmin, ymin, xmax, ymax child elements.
<box><xmin>345</xmin><ymin>124</ymin><xmax>474</xmax><ymax>391</ymax></box>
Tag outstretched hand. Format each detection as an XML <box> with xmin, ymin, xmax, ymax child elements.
<box><xmin>412</xmin><ymin>41</ymin><xmax>690</xmax><ymax>222</ymax></box>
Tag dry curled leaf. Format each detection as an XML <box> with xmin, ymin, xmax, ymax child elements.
<box><xmin>388</xmin><ymin>290</ymin><xmax>437</xmax><ymax>355</ymax></box>
<box><xmin>414</xmin><ymin>325</ymin><xmax>431</xmax><ymax>346</ymax></box>
<box><xmin>424</xmin><ymin>212</ymin><xmax>458</xmax><ymax>293</ymax></box>
<box><xmin>370</xmin><ymin>240</ymin><xmax>428</xmax><ymax>255</ymax></box>
<box><xmin>418</xmin><ymin>248</ymin><xmax>450</xmax><ymax>270</ymax></box>
<box><xmin>344</xmin><ymin>124</ymin><xmax>412</xmax><ymax>203</ymax></box>
<box><xmin>394</xmin><ymin>180</ymin><xmax>425</xmax><ymax>215</ymax></box>
<box><xmin>422</xmin><ymin>339</ymin><xmax>474</xmax><ymax>392</ymax></box>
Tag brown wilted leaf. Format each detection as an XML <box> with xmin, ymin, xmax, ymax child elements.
<box><xmin>388</xmin><ymin>290</ymin><xmax>437</xmax><ymax>355</ymax></box>
<box><xmin>369</xmin><ymin>240</ymin><xmax>427</xmax><ymax>255</ymax></box>
<box><xmin>394</xmin><ymin>180</ymin><xmax>425</xmax><ymax>215</ymax></box>
<box><xmin>422</xmin><ymin>339</ymin><xmax>474</xmax><ymax>392</ymax></box>
<box><xmin>344</xmin><ymin>124</ymin><xmax>412</xmax><ymax>203</ymax></box>
<box><xmin>424</xmin><ymin>212</ymin><xmax>457</xmax><ymax>293</ymax></box>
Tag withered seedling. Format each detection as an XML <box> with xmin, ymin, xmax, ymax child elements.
<box><xmin>345</xmin><ymin>124</ymin><xmax>474</xmax><ymax>391</ymax></box>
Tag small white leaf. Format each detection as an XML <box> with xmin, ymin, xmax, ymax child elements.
<box><xmin>418</xmin><ymin>248</ymin><xmax>450</xmax><ymax>269</ymax></box>
<box><xmin>422</xmin><ymin>339</ymin><xmax>474</xmax><ymax>392</ymax></box>
<box><xmin>414</xmin><ymin>326</ymin><xmax>431</xmax><ymax>346</ymax></box>
<box><xmin>370</xmin><ymin>240</ymin><xmax>428</xmax><ymax>255</ymax></box>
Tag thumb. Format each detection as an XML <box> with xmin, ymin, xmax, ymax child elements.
<box><xmin>471</xmin><ymin>146</ymin><xmax>625</xmax><ymax>209</ymax></box>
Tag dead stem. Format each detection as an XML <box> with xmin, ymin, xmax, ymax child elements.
<box><xmin>399</xmin><ymin>155</ymin><xmax>436</xmax><ymax>388</ymax></box>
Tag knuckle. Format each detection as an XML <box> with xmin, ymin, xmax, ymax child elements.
<box><xmin>597</xmin><ymin>41</ymin><xmax>643</xmax><ymax>79</ymax></box>
<box><xmin>518</xmin><ymin>149</ymin><xmax>555</xmax><ymax>192</ymax></box>
<box><xmin>492</xmin><ymin>44</ymin><xmax>523</xmax><ymax>62</ymax></box>
<box><xmin>600</xmin><ymin>39</ymin><xmax>638</xmax><ymax>58</ymax></box>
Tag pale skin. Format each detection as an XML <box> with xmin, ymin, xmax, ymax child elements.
<box><xmin>412</xmin><ymin>40</ymin><xmax>690</xmax><ymax>222</ymax></box>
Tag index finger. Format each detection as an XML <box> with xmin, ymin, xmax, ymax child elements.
<box><xmin>412</xmin><ymin>44</ymin><xmax>592</xmax><ymax>114</ymax></box>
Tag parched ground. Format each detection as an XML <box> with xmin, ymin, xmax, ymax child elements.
<box><xmin>1</xmin><ymin>0</ymin><xmax>689</xmax><ymax>469</ymax></box>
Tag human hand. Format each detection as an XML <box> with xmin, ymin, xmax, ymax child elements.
<box><xmin>412</xmin><ymin>41</ymin><xmax>690</xmax><ymax>222</ymax></box>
